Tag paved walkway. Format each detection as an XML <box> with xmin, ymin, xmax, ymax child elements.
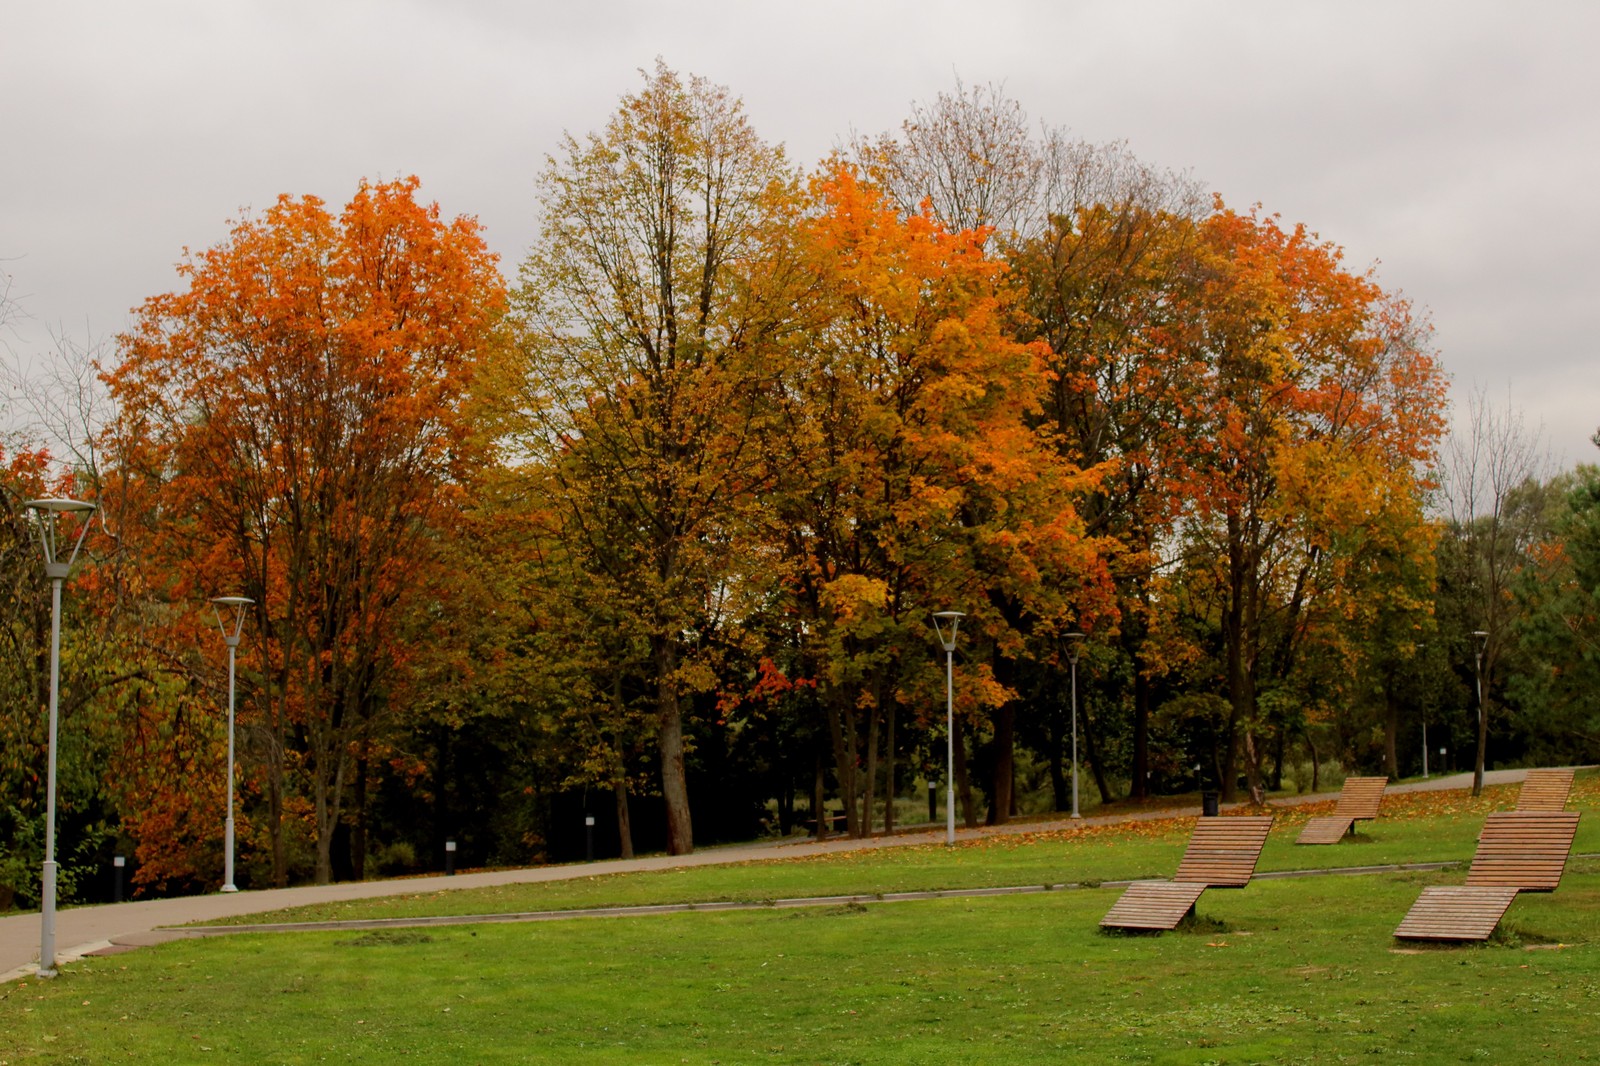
<box><xmin>0</xmin><ymin>768</ymin><xmax>1550</xmax><ymax>981</ymax></box>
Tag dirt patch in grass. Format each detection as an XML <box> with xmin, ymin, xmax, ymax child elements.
<box><xmin>344</xmin><ymin>930</ymin><xmax>435</xmax><ymax>948</ymax></box>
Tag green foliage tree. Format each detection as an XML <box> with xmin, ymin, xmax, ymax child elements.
<box><xmin>509</xmin><ymin>62</ymin><xmax>799</xmax><ymax>855</ymax></box>
<box><xmin>1508</xmin><ymin>461</ymin><xmax>1600</xmax><ymax>763</ymax></box>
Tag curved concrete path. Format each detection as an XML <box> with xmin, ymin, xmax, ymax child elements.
<box><xmin>0</xmin><ymin>767</ymin><xmax>1554</xmax><ymax>980</ymax></box>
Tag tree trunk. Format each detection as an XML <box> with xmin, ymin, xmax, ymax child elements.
<box><xmin>825</xmin><ymin>688</ymin><xmax>858</xmax><ymax>837</ymax></box>
<box><xmin>1221</xmin><ymin>515</ymin><xmax>1247</xmax><ymax>803</ymax></box>
<box><xmin>613</xmin><ymin>778</ymin><xmax>634</xmax><ymax>859</ymax></box>
<box><xmin>1221</xmin><ymin>510</ymin><xmax>1260</xmax><ymax>804</ymax></box>
<box><xmin>953</xmin><ymin>715</ymin><xmax>977</xmax><ymax>828</ymax></box>
<box><xmin>314</xmin><ymin>784</ymin><xmax>333</xmax><ymax>885</ymax></box>
<box><xmin>882</xmin><ymin>702</ymin><xmax>896</xmax><ymax>835</ymax></box>
<box><xmin>1048</xmin><ymin>710</ymin><xmax>1067</xmax><ymax>811</ymax></box>
<box><xmin>1130</xmin><ymin>662</ymin><xmax>1151</xmax><ymax>801</ymax></box>
<box><xmin>350</xmin><ymin>742</ymin><xmax>368</xmax><ymax>881</ymax></box>
<box><xmin>268</xmin><ymin>753</ymin><xmax>287</xmax><ymax>888</ymax></box>
<box><xmin>1383</xmin><ymin>683</ymin><xmax>1400</xmax><ymax>780</ymax></box>
<box><xmin>1080</xmin><ymin>695</ymin><xmax>1114</xmax><ymax>805</ymax></box>
<box><xmin>1473</xmin><ymin>692</ymin><xmax>1489</xmax><ymax>797</ymax></box>
<box><xmin>862</xmin><ymin>698</ymin><xmax>879</xmax><ymax>838</ymax></box>
<box><xmin>813</xmin><ymin>752</ymin><xmax>829</xmax><ymax>841</ymax></box>
<box><xmin>654</xmin><ymin>635</ymin><xmax>694</xmax><ymax>855</ymax></box>
<box><xmin>264</xmin><ymin>663</ymin><xmax>289</xmax><ymax>888</ymax></box>
<box><xmin>988</xmin><ymin>701</ymin><xmax>1015</xmax><ymax>826</ymax></box>
<box><xmin>1243</xmin><ymin>730</ymin><xmax>1265</xmax><ymax>805</ymax></box>
<box><xmin>777</xmin><ymin>783</ymin><xmax>793</xmax><ymax>836</ymax></box>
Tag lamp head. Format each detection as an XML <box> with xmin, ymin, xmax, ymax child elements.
<box><xmin>211</xmin><ymin>595</ymin><xmax>255</xmax><ymax>646</ymax></box>
<box><xmin>23</xmin><ymin>497</ymin><xmax>97</xmax><ymax>578</ymax></box>
<box><xmin>931</xmin><ymin>611</ymin><xmax>964</xmax><ymax>653</ymax></box>
<box><xmin>1063</xmin><ymin>631</ymin><xmax>1085</xmax><ymax>664</ymax></box>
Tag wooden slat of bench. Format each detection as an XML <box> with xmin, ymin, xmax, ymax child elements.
<box><xmin>1100</xmin><ymin>881</ymin><xmax>1209</xmax><ymax>930</ymax></box>
<box><xmin>1296</xmin><ymin>816</ymin><xmax>1355</xmax><ymax>845</ymax></box>
<box><xmin>1174</xmin><ymin>816</ymin><xmax>1274</xmax><ymax>886</ymax></box>
<box><xmin>1394</xmin><ymin>886</ymin><xmax>1519</xmax><ymax>941</ymax></box>
<box><xmin>1466</xmin><ymin>811</ymin><xmax>1580</xmax><ymax>892</ymax></box>
<box><xmin>1517</xmin><ymin>768</ymin><xmax>1576</xmax><ymax>811</ymax></box>
<box><xmin>1334</xmin><ymin>776</ymin><xmax>1388</xmax><ymax>820</ymax></box>
<box><xmin>1296</xmin><ymin>777</ymin><xmax>1388</xmax><ymax>844</ymax></box>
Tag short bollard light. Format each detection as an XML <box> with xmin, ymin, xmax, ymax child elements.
<box><xmin>585</xmin><ymin>814</ymin><xmax>595</xmax><ymax>862</ymax></box>
<box><xmin>113</xmin><ymin>855</ymin><xmax>126</xmax><ymax>903</ymax></box>
<box><xmin>445</xmin><ymin>840</ymin><xmax>457</xmax><ymax>876</ymax></box>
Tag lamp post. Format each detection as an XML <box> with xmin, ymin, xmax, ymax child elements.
<box><xmin>24</xmin><ymin>497</ymin><xmax>96</xmax><ymax>978</ymax></box>
<box><xmin>1472</xmin><ymin>629</ymin><xmax>1489</xmax><ymax>794</ymax></box>
<box><xmin>932</xmin><ymin>611</ymin><xmax>964</xmax><ymax>846</ymax></box>
<box><xmin>1064</xmin><ymin>632</ymin><xmax>1085</xmax><ymax>819</ymax></box>
<box><xmin>210</xmin><ymin>596</ymin><xmax>253</xmax><ymax>893</ymax></box>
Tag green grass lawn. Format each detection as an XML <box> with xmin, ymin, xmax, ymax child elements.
<box><xmin>2</xmin><ymin>777</ymin><xmax>1595</xmax><ymax>1064</ymax></box>
<box><xmin>4</xmin><ymin>866</ymin><xmax>1597</xmax><ymax>1064</ymax></box>
<box><xmin>204</xmin><ymin>779</ymin><xmax>1600</xmax><ymax>927</ymax></box>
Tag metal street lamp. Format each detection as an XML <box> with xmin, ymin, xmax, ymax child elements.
<box><xmin>931</xmin><ymin>611</ymin><xmax>964</xmax><ymax>846</ymax></box>
<box><xmin>210</xmin><ymin>596</ymin><xmax>254</xmax><ymax>893</ymax></box>
<box><xmin>24</xmin><ymin>497</ymin><xmax>96</xmax><ymax>978</ymax></box>
<box><xmin>1064</xmin><ymin>632</ymin><xmax>1085</xmax><ymax>819</ymax></box>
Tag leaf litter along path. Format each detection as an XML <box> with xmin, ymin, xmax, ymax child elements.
<box><xmin>0</xmin><ymin>767</ymin><xmax>1579</xmax><ymax>980</ymax></box>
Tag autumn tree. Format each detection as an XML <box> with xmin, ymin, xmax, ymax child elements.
<box><xmin>750</xmin><ymin>166</ymin><xmax>1102</xmax><ymax>832</ymax></box>
<box><xmin>858</xmin><ymin>79</ymin><xmax>1057</xmax><ymax>248</ymax></box>
<box><xmin>1175</xmin><ymin>204</ymin><xmax>1446</xmax><ymax>801</ymax></box>
<box><xmin>508</xmin><ymin>62</ymin><xmax>798</xmax><ymax>855</ymax></box>
<box><xmin>105</xmin><ymin>176</ymin><xmax>506</xmax><ymax>885</ymax></box>
<box><xmin>863</xmin><ymin>85</ymin><xmax>1153</xmax><ymax>817</ymax></box>
<box><xmin>1011</xmin><ymin>152</ymin><xmax>1207</xmax><ymax>802</ymax></box>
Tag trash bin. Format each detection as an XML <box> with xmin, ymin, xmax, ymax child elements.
<box><xmin>1201</xmin><ymin>790</ymin><xmax>1220</xmax><ymax>817</ymax></box>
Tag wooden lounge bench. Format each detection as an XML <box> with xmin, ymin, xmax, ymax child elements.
<box><xmin>1394</xmin><ymin>810</ymin><xmax>1581</xmax><ymax>942</ymax></box>
<box><xmin>803</xmin><ymin>813</ymin><xmax>848</xmax><ymax>835</ymax></box>
<box><xmin>1296</xmin><ymin>776</ymin><xmax>1388</xmax><ymax>844</ymax></box>
<box><xmin>1516</xmin><ymin>768</ymin><xmax>1576</xmax><ymax>811</ymax></box>
<box><xmin>1101</xmin><ymin>815</ymin><xmax>1274</xmax><ymax>931</ymax></box>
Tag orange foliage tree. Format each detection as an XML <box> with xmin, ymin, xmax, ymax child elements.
<box><xmin>1012</xmin><ymin>177</ymin><xmax>1204</xmax><ymax>803</ymax></box>
<box><xmin>1174</xmin><ymin>203</ymin><xmax>1446</xmax><ymax>801</ymax></box>
<box><xmin>759</xmin><ymin>167</ymin><xmax>1103</xmax><ymax>833</ymax></box>
<box><xmin>104</xmin><ymin>176</ymin><xmax>506</xmax><ymax>885</ymax></box>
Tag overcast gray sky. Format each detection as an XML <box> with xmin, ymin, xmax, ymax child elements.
<box><xmin>4</xmin><ymin>0</ymin><xmax>1596</xmax><ymax>463</ymax></box>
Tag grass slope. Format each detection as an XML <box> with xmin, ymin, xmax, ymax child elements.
<box><xmin>1</xmin><ymin>776</ymin><xmax>1594</xmax><ymax>1064</ymax></box>
<box><xmin>208</xmin><ymin>779</ymin><xmax>1600</xmax><ymax>927</ymax></box>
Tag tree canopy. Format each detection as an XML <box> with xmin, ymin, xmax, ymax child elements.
<box><xmin>3</xmin><ymin>67</ymin><xmax>1578</xmax><ymax>905</ymax></box>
